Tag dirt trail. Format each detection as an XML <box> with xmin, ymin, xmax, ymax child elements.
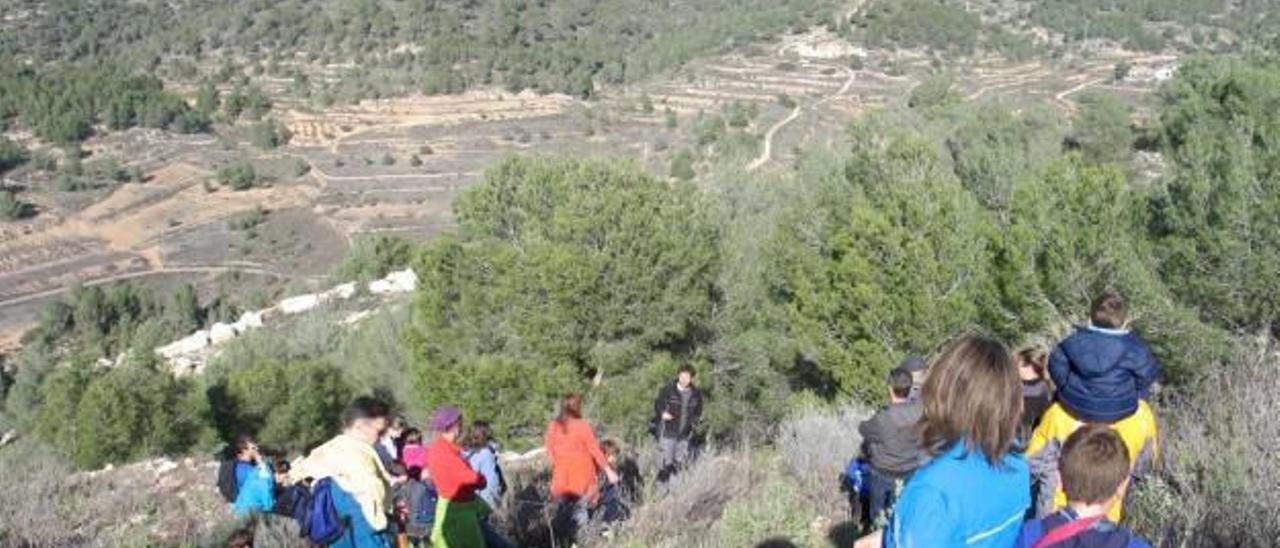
<box><xmin>748</xmin><ymin>66</ymin><xmax>857</xmax><ymax>171</ymax></box>
<box><xmin>0</xmin><ymin>264</ymin><xmax>297</xmax><ymax>310</ymax></box>
<box><xmin>1055</xmin><ymin>77</ymin><xmax>1108</xmax><ymax>113</ymax></box>
<box><xmin>310</xmin><ymin>164</ymin><xmax>481</xmax><ymax>183</ymax></box>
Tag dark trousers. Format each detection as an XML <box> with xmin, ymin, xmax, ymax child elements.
<box><xmin>866</xmin><ymin>468</ymin><xmax>900</xmax><ymax>526</ymax></box>
<box><xmin>598</xmin><ymin>483</ymin><xmax>630</xmax><ymax>524</ymax></box>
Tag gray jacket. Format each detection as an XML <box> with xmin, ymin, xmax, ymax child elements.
<box><xmin>858</xmin><ymin>401</ymin><xmax>925</xmax><ymax>477</ymax></box>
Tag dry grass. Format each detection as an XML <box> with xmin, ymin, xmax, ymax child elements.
<box><xmin>776</xmin><ymin>405</ymin><xmax>871</xmax><ymax>512</ymax></box>
<box><xmin>1128</xmin><ymin>339</ymin><xmax>1280</xmax><ymax>547</ymax></box>
<box><xmin>0</xmin><ymin>441</ymin><xmax>232</xmax><ymax>547</ymax></box>
<box><xmin>601</xmin><ymin>406</ymin><xmax>869</xmax><ymax>548</ymax></box>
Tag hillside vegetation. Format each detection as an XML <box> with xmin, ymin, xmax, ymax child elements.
<box><xmin>1</xmin><ymin>1</ymin><xmax>1279</xmax><ymax>545</ymax></box>
<box><xmin>0</xmin><ymin>0</ymin><xmax>838</xmax><ymax>100</ymax></box>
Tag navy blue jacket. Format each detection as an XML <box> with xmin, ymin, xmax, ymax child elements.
<box><xmin>1049</xmin><ymin>326</ymin><xmax>1160</xmax><ymax>423</ymax></box>
<box><xmin>1014</xmin><ymin>509</ymin><xmax>1152</xmax><ymax>548</ymax></box>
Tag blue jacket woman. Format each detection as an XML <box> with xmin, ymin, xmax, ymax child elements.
<box><xmin>857</xmin><ymin>335</ymin><xmax>1030</xmax><ymax>548</ymax></box>
<box><xmin>233</xmin><ymin>458</ymin><xmax>276</xmax><ymax>517</ymax></box>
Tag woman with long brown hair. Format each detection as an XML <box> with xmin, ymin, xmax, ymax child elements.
<box><xmin>857</xmin><ymin>334</ymin><xmax>1030</xmax><ymax>548</ymax></box>
<box><xmin>544</xmin><ymin>393</ymin><xmax>619</xmax><ymax>536</ymax></box>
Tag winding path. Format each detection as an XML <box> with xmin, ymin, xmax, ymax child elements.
<box><xmin>747</xmin><ymin>66</ymin><xmax>858</xmax><ymax>172</ymax></box>
<box><xmin>0</xmin><ymin>265</ymin><xmax>299</xmax><ymax>310</ymax></box>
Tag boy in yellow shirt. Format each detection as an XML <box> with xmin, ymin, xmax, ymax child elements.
<box><xmin>1026</xmin><ymin>400</ymin><xmax>1159</xmax><ymax>522</ymax></box>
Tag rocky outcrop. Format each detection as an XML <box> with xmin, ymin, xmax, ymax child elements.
<box><xmin>154</xmin><ymin>269</ymin><xmax>419</xmax><ymax>375</ymax></box>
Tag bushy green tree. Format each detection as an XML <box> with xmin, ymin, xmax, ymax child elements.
<box><xmin>166</xmin><ymin>284</ymin><xmax>202</xmax><ymax>334</ymax></box>
<box><xmin>332</xmin><ymin>235</ymin><xmax>415</xmax><ymax>282</ymax></box>
<box><xmin>1073</xmin><ymin>91</ymin><xmax>1133</xmax><ymax>164</ymax></box>
<box><xmin>409</xmin><ymin>157</ymin><xmax>720</xmax><ymax>440</ymax></box>
<box><xmin>908</xmin><ymin>74</ymin><xmax>957</xmax><ymax>110</ymax></box>
<box><xmin>213</xmin><ymin>359</ymin><xmax>353</xmax><ymax>453</ymax></box>
<box><xmin>26</xmin><ymin>356</ymin><xmax>200</xmax><ymax>470</ymax></box>
<box><xmin>250</xmin><ymin>119</ymin><xmax>291</xmax><ymax>149</ymax></box>
<box><xmin>218</xmin><ymin>162</ymin><xmax>258</xmax><ymax>190</ymax></box>
<box><xmin>1151</xmin><ymin>56</ymin><xmax>1280</xmax><ymax>331</ymax></box>
<box><xmin>773</xmin><ymin>122</ymin><xmax>1004</xmax><ymax>401</ymax></box>
<box><xmin>946</xmin><ymin>105</ymin><xmax>1065</xmax><ymax>216</ymax></box>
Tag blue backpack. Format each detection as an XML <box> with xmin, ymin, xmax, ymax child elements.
<box><xmin>300</xmin><ymin>478</ymin><xmax>352</xmax><ymax>545</ymax></box>
<box><xmin>842</xmin><ymin>457</ymin><xmax>871</xmax><ymax>497</ymax></box>
<box><xmin>286</xmin><ymin>483</ymin><xmax>312</xmax><ymax>524</ymax></box>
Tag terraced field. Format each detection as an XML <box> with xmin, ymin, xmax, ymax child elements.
<box><xmin>0</xmin><ymin>30</ymin><xmax>1179</xmax><ymax>349</ymax></box>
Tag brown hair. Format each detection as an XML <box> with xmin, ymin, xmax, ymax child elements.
<box><xmin>1090</xmin><ymin>290</ymin><xmax>1128</xmax><ymax>329</ymax></box>
<box><xmin>1060</xmin><ymin>424</ymin><xmax>1131</xmax><ymax>504</ymax></box>
<box><xmin>226</xmin><ymin>528</ymin><xmax>254</xmax><ymax>548</ymax></box>
<box><xmin>920</xmin><ymin>334</ymin><xmax>1022</xmax><ymax>466</ymax></box>
<box><xmin>464</xmin><ymin>420</ymin><xmax>493</xmax><ymax>450</ymax></box>
<box><xmin>1017</xmin><ymin>346</ymin><xmax>1048</xmax><ymax>381</ymax></box>
<box><xmin>601</xmin><ymin>439</ymin><xmax>621</xmax><ymax>459</ymax></box>
<box><xmin>557</xmin><ymin>393</ymin><xmax>583</xmax><ymax>427</ymax></box>
<box><xmin>677</xmin><ymin>363</ymin><xmax>696</xmax><ymax>377</ymax></box>
<box><xmin>233</xmin><ymin>435</ymin><xmax>256</xmax><ymax>459</ymax></box>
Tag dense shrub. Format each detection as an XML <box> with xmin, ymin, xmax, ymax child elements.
<box><xmin>0</xmin><ymin>64</ymin><xmax>206</xmax><ymax>144</ymax></box>
<box><xmin>209</xmin><ymin>359</ymin><xmax>353</xmax><ymax>454</ymax></box>
<box><xmin>855</xmin><ymin>0</ymin><xmax>984</xmax><ymax>55</ymax></box>
<box><xmin>32</xmin><ymin>360</ymin><xmax>204</xmax><ymax>469</ymax></box>
<box><xmin>249</xmin><ymin>119</ymin><xmax>291</xmax><ymax>149</ymax></box>
<box><xmin>408</xmin><ymin>157</ymin><xmax>720</xmax><ymax>442</ymax></box>
<box><xmin>1128</xmin><ymin>343</ymin><xmax>1280</xmax><ymax>546</ymax></box>
<box><xmin>218</xmin><ymin>162</ymin><xmax>258</xmax><ymax>191</ymax></box>
<box><xmin>0</xmin><ymin>189</ymin><xmax>35</xmax><ymax>220</ymax></box>
<box><xmin>0</xmin><ymin>0</ymin><xmax>838</xmax><ymax>100</ymax></box>
<box><xmin>331</xmin><ymin>235</ymin><xmax>415</xmax><ymax>283</ymax></box>
<box><xmin>1072</xmin><ymin>91</ymin><xmax>1133</xmax><ymax>164</ymax></box>
<box><xmin>1152</xmin><ymin>56</ymin><xmax>1280</xmax><ymax>331</ymax></box>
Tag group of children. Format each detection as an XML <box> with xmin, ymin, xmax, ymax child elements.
<box><xmin>854</xmin><ymin>290</ymin><xmax>1161</xmax><ymax>547</ymax></box>
<box><xmin>381</xmin><ymin>415</ymin><xmax>512</xmax><ymax>547</ymax></box>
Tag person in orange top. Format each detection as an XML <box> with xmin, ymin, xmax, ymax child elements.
<box><xmin>425</xmin><ymin>406</ymin><xmax>487</xmax><ymax>548</ymax></box>
<box><xmin>545</xmin><ymin>393</ymin><xmax>619</xmax><ymax>537</ymax></box>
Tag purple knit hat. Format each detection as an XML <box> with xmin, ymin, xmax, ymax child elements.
<box><xmin>431</xmin><ymin>406</ymin><xmax>462</xmax><ymax>432</ymax></box>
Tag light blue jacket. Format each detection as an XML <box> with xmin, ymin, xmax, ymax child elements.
<box><xmin>232</xmin><ymin>460</ymin><xmax>276</xmax><ymax>517</ymax></box>
<box><xmin>885</xmin><ymin>440</ymin><xmax>1030</xmax><ymax>548</ymax></box>
<box><xmin>464</xmin><ymin>444</ymin><xmax>503</xmax><ymax>509</ymax></box>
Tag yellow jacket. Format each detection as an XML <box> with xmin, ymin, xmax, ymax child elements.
<box><xmin>293</xmin><ymin>433</ymin><xmax>395</xmax><ymax>530</ymax></box>
<box><xmin>1026</xmin><ymin>400</ymin><xmax>1159</xmax><ymax>522</ymax></box>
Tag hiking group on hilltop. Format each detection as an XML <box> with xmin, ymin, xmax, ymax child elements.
<box><xmin>220</xmin><ymin>290</ymin><xmax>1160</xmax><ymax>548</ymax></box>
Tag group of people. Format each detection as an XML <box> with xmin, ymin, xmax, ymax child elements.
<box><xmin>852</xmin><ymin>290</ymin><xmax>1161</xmax><ymax>547</ymax></box>
<box><xmin>219</xmin><ymin>398</ymin><xmax>515</xmax><ymax>547</ymax></box>
<box><xmin>221</xmin><ymin>289</ymin><xmax>1159</xmax><ymax>548</ymax></box>
<box><xmin>218</xmin><ymin>364</ymin><xmax>706</xmax><ymax>547</ymax></box>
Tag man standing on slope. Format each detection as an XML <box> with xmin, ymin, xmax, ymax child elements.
<box><xmin>654</xmin><ymin>363</ymin><xmax>703</xmax><ymax>483</ymax></box>
<box><xmin>292</xmin><ymin>396</ymin><xmax>398</xmax><ymax>548</ymax></box>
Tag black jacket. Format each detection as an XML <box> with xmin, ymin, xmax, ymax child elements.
<box><xmin>858</xmin><ymin>401</ymin><xmax>925</xmax><ymax>477</ymax></box>
<box><xmin>653</xmin><ymin>382</ymin><xmax>703</xmax><ymax>439</ymax></box>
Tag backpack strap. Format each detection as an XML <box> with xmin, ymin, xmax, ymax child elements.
<box><xmin>1032</xmin><ymin>515</ymin><xmax>1104</xmax><ymax>548</ymax></box>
